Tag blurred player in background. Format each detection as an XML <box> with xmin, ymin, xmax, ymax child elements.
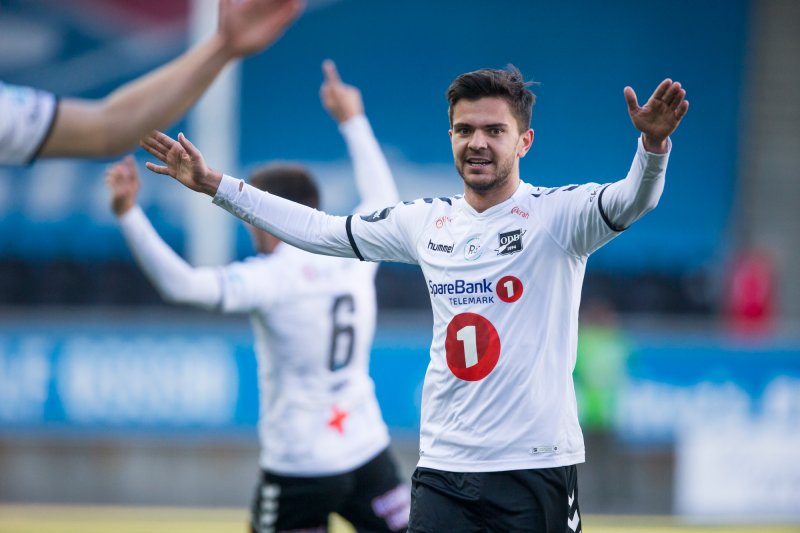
<box><xmin>107</xmin><ymin>61</ymin><xmax>409</xmax><ymax>533</ymax></box>
<box><xmin>0</xmin><ymin>0</ymin><xmax>301</xmax><ymax>165</ymax></box>
<box><xmin>142</xmin><ymin>64</ymin><xmax>688</xmax><ymax>532</ymax></box>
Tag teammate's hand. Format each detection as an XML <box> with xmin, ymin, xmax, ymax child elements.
<box><xmin>624</xmin><ymin>79</ymin><xmax>689</xmax><ymax>153</ymax></box>
<box><xmin>141</xmin><ymin>131</ymin><xmax>222</xmax><ymax>196</ymax></box>
<box><xmin>106</xmin><ymin>155</ymin><xmax>140</xmax><ymax>217</ymax></box>
<box><xmin>218</xmin><ymin>0</ymin><xmax>304</xmax><ymax>58</ymax></box>
<box><xmin>320</xmin><ymin>60</ymin><xmax>364</xmax><ymax>124</ymax></box>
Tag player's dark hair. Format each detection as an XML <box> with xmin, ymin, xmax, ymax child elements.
<box><xmin>248</xmin><ymin>164</ymin><xmax>320</xmax><ymax>209</ymax></box>
<box><xmin>447</xmin><ymin>64</ymin><xmax>536</xmax><ymax>133</ymax></box>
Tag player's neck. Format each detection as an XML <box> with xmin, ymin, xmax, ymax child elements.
<box><xmin>464</xmin><ymin>176</ymin><xmax>521</xmax><ymax>213</ymax></box>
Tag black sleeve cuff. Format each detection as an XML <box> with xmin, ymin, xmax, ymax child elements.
<box><xmin>345</xmin><ymin>215</ymin><xmax>365</xmax><ymax>261</ymax></box>
<box><xmin>597</xmin><ymin>184</ymin><xmax>627</xmax><ymax>232</ymax></box>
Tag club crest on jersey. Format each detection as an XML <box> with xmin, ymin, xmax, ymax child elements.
<box><xmin>464</xmin><ymin>237</ymin><xmax>483</xmax><ymax>261</ymax></box>
<box><xmin>495</xmin><ymin>229</ymin><xmax>526</xmax><ymax>256</ymax></box>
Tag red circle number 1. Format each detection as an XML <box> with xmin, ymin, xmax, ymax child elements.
<box><xmin>445</xmin><ymin>313</ymin><xmax>501</xmax><ymax>381</ymax></box>
<box><xmin>496</xmin><ymin>275</ymin><xmax>523</xmax><ymax>303</ymax></box>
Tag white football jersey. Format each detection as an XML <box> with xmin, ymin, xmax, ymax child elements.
<box><xmin>347</xmin><ymin>180</ymin><xmax>618</xmax><ymax>471</ymax></box>
<box><xmin>0</xmin><ymin>82</ymin><xmax>57</xmax><ymax>164</ymax></box>
<box><xmin>213</xmin><ymin>137</ymin><xmax>670</xmax><ymax>473</ymax></box>
<box><xmin>219</xmin><ymin>246</ymin><xmax>390</xmax><ymax>475</ymax></box>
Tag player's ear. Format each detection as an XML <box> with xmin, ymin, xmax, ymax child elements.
<box><xmin>517</xmin><ymin>129</ymin><xmax>534</xmax><ymax>158</ymax></box>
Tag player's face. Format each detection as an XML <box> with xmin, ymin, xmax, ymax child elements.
<box><xmin>450</xmin><ymin>97</ymin><xmax>533</xmax><ymax>195</ymax></box>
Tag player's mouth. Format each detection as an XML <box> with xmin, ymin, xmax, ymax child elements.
<box><xmin>466</xmin><ymin>158</ymin><xmax>492</xmax><ymax>169</ymax></box>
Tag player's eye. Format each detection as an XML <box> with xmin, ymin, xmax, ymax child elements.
<box><xmin>489</xmin><ymin>128</ymin><xmax>503</xmax><ymax>135</ymax></box>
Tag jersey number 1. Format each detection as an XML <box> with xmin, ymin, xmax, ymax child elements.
<box><xmin>445</xmin><ymin>313</ymin><xmax>501</xmax><ymax>381</ymax></box>
<box><xmin>328</xmin><ymin>294</ymin><xmax>355</xmax><ymax>371</ymax></box>
<box><xmin>456</xmin><ymin>325</ymin><xmax>479</xmax><ymax>368</ymax></box>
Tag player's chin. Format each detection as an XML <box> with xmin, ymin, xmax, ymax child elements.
<box><xmin>462</xmin><ymin>174</ymin><xmax>499</xmax><ymax>192</ymax></box>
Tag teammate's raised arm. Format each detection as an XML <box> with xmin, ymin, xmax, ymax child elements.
<box><xmin>32</xmin><ymin>0</ymin><xmax>303</xmax><ymax>160</ymax></box>
<box><xmin>106</xmin><ymin>156</ymin><xmax>140</xmax><ymax>217</ymax></box>
<box><xmin>320</xmin><ymin>59</ymin><xmax>363</xmax><ymax>124</ymax></box>
<box><xmin>321</xmin><ymin>60</ymin><xmax>399</xmax><ymax>211</ymax></box>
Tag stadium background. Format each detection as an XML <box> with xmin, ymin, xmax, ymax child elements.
<box><xmin>1</xmin><ymin>0</ymin><xmax>798</xmax><ymax>530</ymax></box>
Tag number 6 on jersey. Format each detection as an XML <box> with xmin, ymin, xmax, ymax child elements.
<box><xmin>445</xmin><ymin>312</ymin><xmax>501</xmax><ymax>381</ymax></box>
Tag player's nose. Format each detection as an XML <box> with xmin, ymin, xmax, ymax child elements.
<box><xmin>468</xmin><ymin>130</ymin><xmax>488</xmax><ymax>150</ymax></box>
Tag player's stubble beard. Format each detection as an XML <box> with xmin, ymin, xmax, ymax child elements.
<box><xmin>455</xmin><ymin>150</ymin><xmax>516</xmax><ymax>194</ymax></box>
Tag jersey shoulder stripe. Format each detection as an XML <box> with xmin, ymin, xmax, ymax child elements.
<box><xmin>530</xmin><ymin>184</ymin><xmax>579</xmax><ymax>198</ymax></box>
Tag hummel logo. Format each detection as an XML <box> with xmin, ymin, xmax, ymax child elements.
<box><xmin>568</xmin><ymin>509</ymin><xmax>580</xmax><ymax>531</ymax></box>
<box><xmin>567</xmin><ymin>491</ymin><xmax>580</xmax><ymax>532</ymax></box>
<box><xmin>427</xmin><ymin>239</ymin><xmax>454</xmax><ymax>254</ymax></box>
<box><xmin>567</xmin><ymin>509</ymin><xmax>581</xmax><ymax>533</ymax></box>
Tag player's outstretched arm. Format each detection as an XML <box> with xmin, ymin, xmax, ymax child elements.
<box><xmin>106</xmin><ymin>156</ymin><xmax>222</xmax><ymax>308</ymax></box>
<box><xmin>142</xmin><ymin>130</ymin><xmax>357</xmax><ymax>258</ymax></box>
<box><xmin>40</xmin><ymin>0</ymin><xmax>303</xmax><ymax>158</ymax></box>
<box><xmin>591</xmin><ymin>80</ymin><xmax>689</xmax><ymax>235</ymax></box>
<box><xmin>320</xmin><ymin>60</ymin><xmax>400</xmax><ymax>211</ymax></box>
<box><xmin>624</xmin><ymin>79</ymin><xmax>689</xmax><ymax>154</ymax></box>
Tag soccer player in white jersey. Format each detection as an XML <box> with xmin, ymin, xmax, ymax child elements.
<box><xmin>0</xmin><ymin>0</ymin><xmax>301</xmax><ymax>165</ymax></box>
<box><xmin>141</xmin><ymin>65</ymin><xmax>689</xmax><ymax>532</ymax></box>
<box><xmin>107</xmin><ymin>61</ymin><xmax>409</xmax><ymax>533</ymax></box>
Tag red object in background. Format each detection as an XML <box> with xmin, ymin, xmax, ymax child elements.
<box><xmin>71</xmin><ymin>0</ymin><xmax>189</xmax><ymax>26</ymax></box>
<box><xmin>725</xmin><ymin>248</ymin><xmax>776</xmax><ymax>334</ymax></box>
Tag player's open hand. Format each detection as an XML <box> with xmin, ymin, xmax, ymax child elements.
<box><xmin>141</xmin><ymin>131</ymin><xmax>222</xmax><ymax>196</ymax></box>
<box><xmin>105</xmin><ymin>155</ymin><xmax>140</xmax><ymax>217</ymax></box>
<box><xmin>218</xmin><ymin>0</ymin><xmax>304</xmax><ymax>58</ymax></box>
<box><xmin>624</xmin><ymin>79</ymin><xmax>689</xmax><ymax>153</ymax></box>
<box><xmin>320</xmin><ymin>60</ymin><xmax>364</xmax><ymax>124</ymax></box>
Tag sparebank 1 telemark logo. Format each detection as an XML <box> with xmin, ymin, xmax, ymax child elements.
<box><xmin>445</xmin><ymin>312</ymin><xmax>500</xmax><ymax>381</ymax></box>
<box><xmin>428</xmin><ymin>275</ymin><xmax>524</xmax><ymax>306</ymax></box>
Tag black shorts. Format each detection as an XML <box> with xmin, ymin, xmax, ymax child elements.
<box><xmin>408</xmin><ymin>465</ymin><xmax>581</xmax><ymax>533</ymax></box>
<box><xmin>250</xmin><ymin>447</ymin><xmax>409</xmax><ymax>533</ymax></box>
